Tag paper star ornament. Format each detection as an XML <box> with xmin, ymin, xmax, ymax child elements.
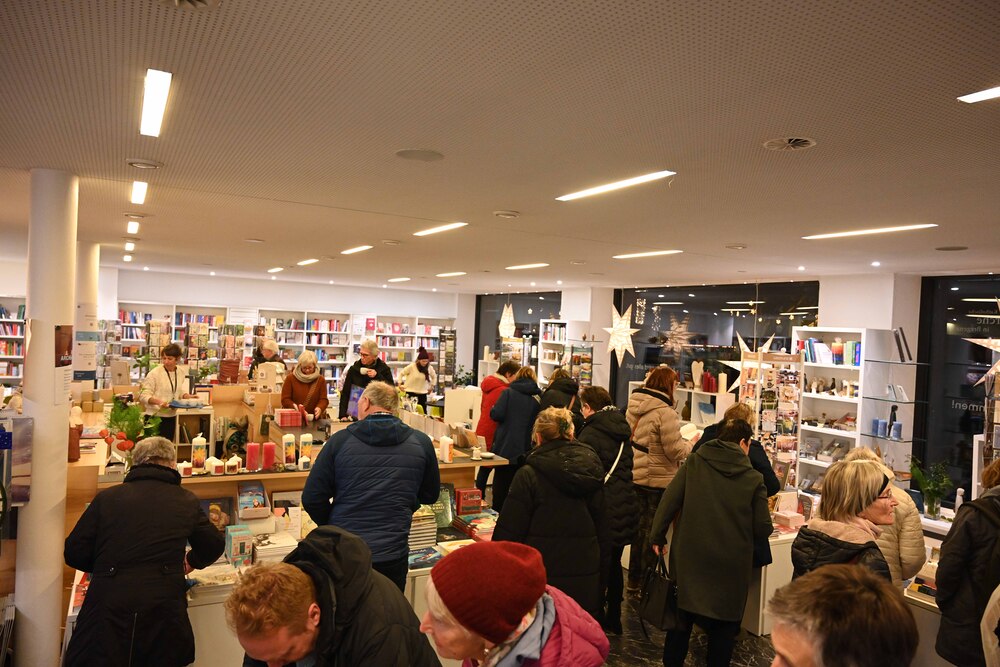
<box><xmin>604</xmin><ymin>305</ymin><xmax>639</xmax><ymax>365</ymax></box>
<box><xmin>498</xmin><ymin>303</ymin><xmax>516</xmax><ymax>338</ymax></box>
<box><xmin>964</xmin><ymin>298</ymin><xmax>1000</xmax><ymax>386</ymax></box>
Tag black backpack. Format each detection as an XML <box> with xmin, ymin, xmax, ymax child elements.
<box><xmin>963</xmin><ymin>496</ymin><xmax>1000</xmax><ymax>609</ymax></box>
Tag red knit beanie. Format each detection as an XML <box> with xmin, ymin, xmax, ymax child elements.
<box><xmin>430</xmin><ymin>541</ymin><xmax>546</xmax><ymax>644</ymax></box>
<box><xmin>417</xmin><ymin>346</ymin><xmax>430</xmax><ymax>361</ymax></box>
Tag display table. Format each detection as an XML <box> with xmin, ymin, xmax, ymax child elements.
<box><xmin>920</xmin><ymin>508</ymin><xmax>955</xmax><ymax>538</ymax></box>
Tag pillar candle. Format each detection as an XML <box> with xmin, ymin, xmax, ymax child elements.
<box><xmin>298</xmin><ymin>455</ymin><xmax>311</xmax><ymax>471</ymax></box>
<box><xmin>299</xmin><ymin>434</ymin><xmax>313</xmax><ymax>461</ymax></box>
<box><xmin>191</xmin><ymin>436</ymin><xmax>208</xmax><ymax>471</ymax></box>
<box><xmin>246</xmin><ymin>442</ymin><xmax>261</xmax><ymax>472</ymax></box>
<box><xmin>282</xmin><ymin>434</ymin><xmax>297</xmax><ymax>466</ymax></box>
<box><xmin>226</xmin><ymin>454</ymin><xmax>242</xmax><ymax>474</ymax></box>
<box><xmin>177</xmin><ymin>461</ymin><xmax>192</xmax><ymax>477</ymax></box>
<box><xmin>263</xmin><ymin>441</ymin><xmax>277</xmax><ymax>471</ymax></box>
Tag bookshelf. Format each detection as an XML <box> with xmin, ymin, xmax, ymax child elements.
<box><xmin>673</xmin><ymin>386</ymin><xmax>736</xmax><ymax>429</ymax></box>
<box><xmin>0</xmin><ymin>298</ymin><xmax>25</xmax><ymax>390</ymax></box>
<box><xmin>537</xmin><ymin>319</ymin><xmax>568</xmax><ymax>386</ymax></box>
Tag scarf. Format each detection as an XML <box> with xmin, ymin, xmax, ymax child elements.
<box><xmin>294</xmin><ymin>363</ymin><xmax>320</xmax><ymax>383</ymax></box>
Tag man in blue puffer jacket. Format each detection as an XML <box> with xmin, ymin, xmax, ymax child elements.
<box><xmin>303</xmin><ymin>381</ymin><xmax>440</xmax><ymax>591</ymax></box>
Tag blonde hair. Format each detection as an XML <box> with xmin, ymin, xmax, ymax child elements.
<box><xmin>361</xmin><ymin>381</ymin><xmax>399</xmax><ymax>413</ymax></box>
<box><xmin>843</xmin><ymin>447</ymin><xmax>895</xmax><ymax>479</ymax></box>
<box><xmin>225</xmin><ymin>562</ymin><xmax>316</xmax><ymax>636</ymax></box>
<box><xmin>297</xmin><ymin>350</ymin><xmax>318</xmax><ymax>367</ymax></box>
<box><xmin>514</xmin><ymin>366</ymin><xmax>537</xmax><ymax>382</ymax></box>
<box><xmin>723</xmin><ymin>402</ymin><xmax>754</xmax><ymax>423</ymax></box>
<box><xmin>548</xmin><ymin>368</ymin><xmax>571</xmax><ymax>383</ymax></box>
<box><xmin>819</xmin><ymin>460</ymin><xmax>885</xmax><ymax>523</ymax></box>
<box><xmin>533</xmin><ymin>407</ymin><xmax>574</xmax><ymax>442</ymax></box>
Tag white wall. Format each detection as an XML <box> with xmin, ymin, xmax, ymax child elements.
<box><xmin>819</xmin><ymin>273</ymin><xmax>921</xmax><ymax>342</ymax></box>
<box><xmin>98</xmin><ymin>267</ymin><xmax>119</xmax><ymax>320</ymax></box>
<box><xmin>557</xmin><ymin>287</ymin><xmax>615</xmax><ymax>389</ymax></box>
<box><xmin>0</xmin><ymin>259</ymin><xmax>27</xmax><ymax>297</ymax></box>
<box><xmin>454</xmin><ymin>293</ymin><xmax>476</xmax><ymax>376</ymax></box>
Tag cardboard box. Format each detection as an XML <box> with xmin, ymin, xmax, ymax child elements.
<box><xmin>82</xmin><ymin>401</ymin><xmax>94</xmax><ymax>413</ymax></box>
<box><xmin>93</xmin><ymin>400</ymin><xmax>105</xmax><ymax>412</ymax></box>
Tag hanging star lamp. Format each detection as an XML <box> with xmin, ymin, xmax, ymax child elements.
<box><xmin>964</xmin><ymin>298</ymin><xmax>1000</xmax><ymax>386</ymax></box>
<box><xmin>603</xmin><ymin>305</ymin><xmax>639</xmax><ymax>365</ymax></box>
<box><xmin>498</xmin><ymin>303</ymin><xmax>516</xmax><ymax>338</ymax></box>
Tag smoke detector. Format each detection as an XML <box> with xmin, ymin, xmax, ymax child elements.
<box><xmin>763</xmin><ymin>137</ymin><xmax>817</xmax><ymax>151</ymax></box>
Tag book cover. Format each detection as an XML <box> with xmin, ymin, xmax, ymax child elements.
<box><xmin>200</xmin><ymin>497</ymin><xmax>233</xmax><ymax>532</ymax></box>
<box><xmin>237</xmin><ymin>480</ymin><xmax>270</xmax><ymax>519</ymax></box>
<box><xmin>407</xmin><ymin>546</ymin><xmax>444</xmax><ymax>570</ymax></box>
<box><xmin>430</xmin><ymin>484</ymin><xmax>455</xmax><ymax>527</ymax></box>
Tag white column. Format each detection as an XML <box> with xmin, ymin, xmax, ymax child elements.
<box><xmin>15</xmin><ymin>169</ymin><xmax>78</xmax><ymax>666</ymax></box>
<box><xmin>74</xmin><ymin>242</ymin><xmax>100</xmax><ymax>383</ymax></box>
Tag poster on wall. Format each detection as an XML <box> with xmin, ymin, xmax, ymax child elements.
<box><xmin>0</xmin><ymin>416</ymin><xmax>33</xmax><ymax>505</ymax></box>
<box><xmin>54</xmin><ymin>324</ymin><xmax>73</xmax><ymax>405</ymax></box>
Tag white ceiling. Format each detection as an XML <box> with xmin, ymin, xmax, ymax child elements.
<box><xmin>0</xmin><ymin>0</ymin><xmax>997</xmax><ymax>294</ymax></box>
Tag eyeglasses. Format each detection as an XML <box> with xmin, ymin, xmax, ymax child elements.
<box><xmin>876</xmin><ymin>491</ymin><xmax>894</xmax><ymax>501</ymax></box>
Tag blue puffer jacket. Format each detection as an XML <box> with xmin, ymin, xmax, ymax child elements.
<box><xmin>302</xmin><ymin>413</ymin><xmax>440</xmax><ymax>562</ymax></box>
<box><xmin>490</xmin><ymin>377</ymin><xmax>542</xmax><ymax>462</ymax></box>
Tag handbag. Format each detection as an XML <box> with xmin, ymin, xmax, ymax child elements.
<box><xmin>638</xmin><ymin>554</ymin><xmax>686</xmax><ymax>638</ymax></box>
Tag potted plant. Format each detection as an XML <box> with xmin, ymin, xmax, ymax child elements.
<box><xmin>100</xmin><ymin>398</ymin><xmax>161</xmax><ymax>471</ymax></box>
<box><xmin>909</xmin><ymin>456</ymin><xmax>954</xmax><ymax>519</ymax></box>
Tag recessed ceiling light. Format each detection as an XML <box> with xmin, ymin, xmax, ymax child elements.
<box><xmin>682</xmin><ymin>309</ymin><xmax>689</xmax><ymax>313</ymax></box>
<box><xmin>126</xmin><ymin>158</ymin><xmax>162</xmax><ymax>170</ymax></box>
<box><xmin>123</xmin><ymin>254</ymin><xmax>132</xmax><ymax>262</ymax></box>
<box><xmin>124</xmin><ymin>241</ymin><xmax>135</xmax><ymax>252</ymax></box>
<box><xmin>297</xmin><ymin>258</ymin><xmax>319</xmax><ymax>266</ymax></box>
<box><xmin>725</xmin><ymin>243</ymin><xmax>748</xmax><ymax>250</ymax></box>
<box><xmin>432</xmin><ymin>288</ymin><xmax>437</xmax><ymax>292</ymax></box>
<box><xmin>569</xmin><ymin>260</ymin><xmax>586</xmax><ymax>265</ymax></box>
<box><xmin>556</xmin><ymin>169</ymin><xmax>676</xmax><ymax>201</ymax></box>
<box><xmin>209</xmin><ymin>271</ymin><xmax>216</xmax><ymax>276</ymax></box>
<box><xmin>124</xmin><ymin>212</ymin><xmax>146</xmax><ymax>219</ymax></box>
<box><xmin>506</xmin><ymin>263</ymin><xmax>549</xmax><ymax>270</ymax></box>
<box><xmin>382</xmin><ymin>284</ymin><xmax>388</xmax><ymax>288</ymax></box>
<box><xmin>780</xmin><ymin>312</ymin><xmax>806</xmax><ymax>316</ymax></box>
<box><xmin>612</xmin><ymin>250</ymin><xmax>683</xmax><ymax>260</ymax></box>
<box><xmin>436</xmin><ymin>272</ymin><xmax>466</xmax><ymax>277</ymax></box>
<box><xmin>957</xmin><ymin>86</ymin><xmax>1000</xmax><ymax>104</ymax></box>
<box><xmin>556</xmin><ymin>280</ymin><xmax>563</xmax><ymax>285</ymax></box>
<box><xmin>328</xmin><ymin>280</ymin><xmax>334</xmax><ymax>284</ymax></box>
<box><xmin>871</xmin><ymin>261</ymin><xmax>881</xmax><ymax>267</ymax></box>
<box><xmin>271</xmin><ymin>275</ymin><xmax>276</xmax><ymax>280</ymax></box>
<box><xmin>139</xmin><ymin>69</ymin><xmax>172</xmax><ymax>137</ymax></box>
<box><xmin>935</xmin><ymin>246</ymin><xmax>968</xmax><ymax>252</ymax></box>
<box><xmin>130</xmin><ymin>181</ymin><xmax>148</xmax><ymax>204</ymax></box>
<box><xmin>688</xmin><ymin>293</ymin><xmax>695</xmax><ymax>298</ymax></box>
<box><xmin>341</xmin><ymin>245</ymin><xmax>373</xmax><ymax>255</ymax></box>
<box><xmin>798</xmin><ymin>266</ymin><xmax>806</xmax><ymax>271</ymax></box>
<box><xmin>267</xmin><ymin>267</ymin><xmax>284</xmax><ymax>273</ymax></box>
<box><xmin>381</xmin><ymin>239</ymin><xmax>401</xmax><ymax>246</ymax></box>
<box><xmin>950</xmin><ymin>287</ymin><xmax>960</xmax><ymax>291</ymax></box>
<box><xmin>493</xmin><ymin>210</ymin><xmax>520</xmax><ymax>219</ymax></box>
<box><xmin>395</xmin><ymin>149</ymin><xmax>444</xmax><ymax>162</ymax></box>
<box><xmin>244</xmin><ymin>238</ymin><xmax>265</xmax><ymax>244</ymax></box>
<box><xmin>387</xmin><ymin>277</ymin><xmax>410</xmax><ymax>283</ymax></box>
<box><xmin>802</xmin><ymin>224</ymin><xmax>938</xmax><ymax>240</ymax></box>
<box><xmin>539</xmin><ymin>296</ymin><xmax>545</xmax><ymax>300</ymax></box>
<box><xmin>127</xmin><ymin>221</ymin><xmax>140</xmax><ymax>235</ymax></box>
<box><xmin>143</xmin><ymin>266</ymin><xmax>149</xmax><ymax>271</ymax></box>
<box><xmin>530</xmin><ymin>282</ymin><xmax>536</xmax><ymax>287</ymax></box>
<box><xmin>413</xmin><ymin>222</ymin><xmax>467</xmax><ymax>237</ymax></box>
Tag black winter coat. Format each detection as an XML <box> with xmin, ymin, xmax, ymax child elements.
<box><xmin>243</xmin><ymin>526</ymin><xmax>441</xmax><ymax>667</ymax></box>
<box><xmin>493</xmin><ymin>438</ymin><xmax>607</xmax><ymax>616</ymax></box>
<box><xmin>490</xmin><ymin>377</ymin><xmax>542</xmax><ymax>462</ymax></box>
<box><xmin>64</xmin><ymin>464</ymin><xmax>225</xmax><ymax>667</ymax></box>
<box><xmin>936</xmin><ymin>490</ymin><xmax>1000</xmax><ymax>667</ymax></box>
<box><xmin>539</xmin><ymin>376</ymin><xmax>585</xmax><ymax>434</ymax></box>
<box><xmin>338</xmin><ymin>357</ymin><xmax>394</xmax><ymax>418</ymax></box>
<box><xmin>791</xmin><ymin>522</ymin><xmax>891</xmax><ymax>581</ymax></box>
<box><xmin>577</xmin><ymin>406</ymin><xmax>637</xmax><ymax>546</ymax></box>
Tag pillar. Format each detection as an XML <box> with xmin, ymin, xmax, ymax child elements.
<box><xmin>74</xmin><ymin>242</ymin><xmax>100</xmax><ymax>383</ymax></box>
<box><xmin>15</xmin><ymin>169</ymin><xmax>78</xmax><ymax>666</ymax></box>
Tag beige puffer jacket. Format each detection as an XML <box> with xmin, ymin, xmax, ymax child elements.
<box><xmin>876</xmin><ymin>484</ymin><xmax>927</xmax><ymax>588</ymax></box>
<box><xmin>626</xmin><ymin>387</ymin><xmax>692</xmax><ymax>489</ymax></box>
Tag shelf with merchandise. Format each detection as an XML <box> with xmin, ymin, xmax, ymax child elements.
<box><xmin>863</xmin><ymin>395</ymin><xmax>925</xmax><ymax>405</ymax></box>
<box><xmin>804</xmin><ymin>362</ymin><xmax>861</xmax><ymax>370</ymax></box>
<box><xmin>800</xmin><ymin>392</ymin><xmax>859</xmax><ymax>404</ymax></box>
<box><xmin>798</xmin><ymin>458</ymin><xmax>833</xmax><ymax>469</ymax></box>
<box><xmin>800</xmin><ymin>424</ymin><xmax>859</xmax><ymax>439</ymax></box>
<box><xmin>866</xmin><ymin>359</ymin><xmax>929</xmax><ymax>367</ymax></box>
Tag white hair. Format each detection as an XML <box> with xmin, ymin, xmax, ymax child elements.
<box><xmin>133</xmin><ymin>436</ymin><xmax>176</xmax><ymax>466</ymax></box>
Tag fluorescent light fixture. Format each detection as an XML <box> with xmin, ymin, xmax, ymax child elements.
<box><xmin>797</xmin><ymin>306</ymin><xmax>819</xmax><ymax>310</ymax></box>
<box><xmin>209</xmin><ymin>271</ymin><xmax>216</xmax><ymax>276</ymax></box>
<box><xmin>802</xmin><ymin>223</ymin><xmax>937</xmax><ymax>240</ymax></box>
<box><xmin>556</xmin><ymin>280</ymin><xmax>563</xmax><ymax>285</ymax></box>
<box><xmin>271</xmin><ymin>275</ymin><xmax>276</xmax><ymax>280</ymax></box>
<box><xmin>653</xmin><ymin>301</ymin><xmax>684</xmax><ymax>305</ymax></box>
<box><xmin>780</xmin><ymin>312</ymin><xmax>810</xmax><ymax>316</ymax></box>
<box><xmin>413</xmin><ymin>222</ymin><xmax>467</xmax><ymax>236</ymax></box>
<box><xmin>387</xmin><ymin>277</ymin><xmax>410</xmax><ymax>283</ymax></box>
<box><xmin>962</xmin><ymin>298</ymin><xmax>1000</xmax><ymax>302</ymax></box>
<box><xmin>688</xmin><ymin>293</ymin><xmax>695</xmax><ymax>298</ymax></box>
<box><xmin>505</xmin><ymin>263</ymin><xmax>549</xmax><ymax>270</ymax></box>
<box><xmin>436</xmin><ymin>272</ymin><xmax>466</xmax><ymax>277</ymax></box>
<box><xmin>682</xmin><ymin>309</ymin><xmax>689</xmax><ymax>313</ymax></box>
<box><xmin>140</xmin><ymin>69</ymin><xmax>173</xmax><ymax>137</ymax></box>
<box><xmin>123</xmin><ymin>254</ymin><xmax>133</xmax><ymax>262</ymax></box>
<box><xmin>267</xmin><ymin>267</ymin><xmax>284</xmax><ymax>273</ymax></box>
<box><xmin>297</xmin><ymin>258</ymin><xmax>319</xmax><ymax>266</ymax></box>
<box><xmin>723</xmin><ymin>308</ymin><xmax>751</xmax><ymax>312</ymax></box>
<box><xmin>612</xmin><ymin>250</ymin><xmax>683</xmax><ymax>260</ymax></box>
<box><xmin>967</xmin><ymin>314</ymin><xmax>1000</xmax><ymax>320</ymax></box>
<box><xmin>556</xmin><ymin>169</ymin><xmax>675</xmax><ymax>201</ymax></box>
<box><xmin>871</xmin><ymin>261</ymin><xmax>881</xmax><ymax>267</ymax></box>
<box><xmin>341</xmin><ymin>245</ymin><xmax>373</xmax><ymax>255</ymax></box>
<box><xmin>124</xmin><ymin>242</ymin><xmax>135</xmax><ymax>252</ymax></box>
<box><xmin>143</xmin><ymin>266</ymin><xmax>149</xmax><ymax>271</ymax></box>
<box><xmin>130</xmin><ymin>181</ymin><xmax>148</xmax><ymax>204</ymax></box>
<box><xmin>950</xmin><ymin>287</ymin><xmax>960</xmax><ymax>291</ymax></box>
<box><xmin>530</xmin><ymin>282</ymin><xmax>536</xmax><ymax>287</ymax></box>
<box><xmin>798</xmin><ymin>266</ymin><xmax>806</xmax><ymax>271</ymax></box>
<box><xmin>432</xmin><ymin>288</ymin><xmax>437</xmax><ymax>292</ymax></box>
<box><xmin>957</xmin><ymin>86</ymin><xmax>1000</xmax><ymax>104</ymax></box>
<box><xmin>127</xmin><ymin>221</ymin><xmax>140</xmax><ymax>234</ymax></box>
<box><xmin>726</xmin><ymin>300</ymin><xmax>765</xmax><ymax>305</ymax></box>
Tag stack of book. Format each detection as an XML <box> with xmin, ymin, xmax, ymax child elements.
<box><xmin>253</xmin><ymin>532</ymin><xmax>299</xmax><ymax>563</ymax></box>
<box><xmin>409</xmin><ymin>506</ymin><xmax>438</xmax><ymax>550</ymax></box>
<box><xmin>452</xmin><ymin>509</ymin><xmax>499</xmax><ymax>542</ymax></box>
<box><xmin>407</xmin><ymin>545</ymin><xmax>444</xmax><ymax>570</ymax></box>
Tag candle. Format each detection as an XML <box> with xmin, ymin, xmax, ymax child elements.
<box><xmin>298</xmin><ymin>455</ymin><xmax>311</xmax><ymax>471</ymax></box>
<box><xmin>206</xmin><ymin>456</ymin><xmax>224</xmax><ymax>475</ymax></box>
<box><xmin>192</xmin><ymin>436</ymin><xmax>208</xmax><ymax>471</ymax></box>
<box><xmin>246</xmin><ymin>442</ymin><xmax>261</xmax><ymax>472</ymax></box>
<box><xmin>439</xmin><ymin>436</ymin><xmax>453</xmax><ymax>463</ymax></box>
<box><xmin>226</xmin><ymin>454</ymin><xmax>242</xmax><ymax>474</ymax></box>
<box><xmin>299</xmin><ymin>434</ymin><xmax>313</xmax><ymax>461</ymax></box>
<box><xmin>177</xmin><ymin>461</ymin><xmax>192</xmax><ymax>477</ymax></box>
<box><xmin>283</xmin><ymin>434</ymin><xmax>297</xmax><ymax>466</ymax></box>
<box><xmin>263</xmin><ymin>441</ymin><xmax>277</xmax><ymax>471</ymax></box>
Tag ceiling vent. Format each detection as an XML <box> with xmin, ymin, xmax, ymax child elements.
<box><xmin>159</xmin><ymin>0</ymin><xmax>222</xmax><ymax>9</ymax></box>
<box><xmin>763</xmin><ymin>137</ymin><xmax>817</xmax><ymax>151</ymax></box>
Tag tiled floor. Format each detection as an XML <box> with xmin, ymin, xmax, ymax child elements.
<box><xmin>605</xmin><ymin>593</ymin><xmax>776</xmax><ymax>667</ymax></box>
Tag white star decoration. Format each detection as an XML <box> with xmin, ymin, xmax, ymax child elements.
<box><xmin>964</xmin><ymin>298</ymin><xmax>1000</xmax><ymax>387</ymax></box>
<box><xmin>604</xmin><ymin>305</ymin><xmax>639</xmax><ymax>365</ymax></box>
<box><xmin>498</xmin><ymin>303</ymin><xmax>516</xmax><ymax>339</ymax></box>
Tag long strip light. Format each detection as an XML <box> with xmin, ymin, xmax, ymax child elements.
<box><xmin>436</xmin><ymin>271</ymin><xmax>466</xmax><ymax>277</ymax></box>
<box><xmin>130</xmin><ymin>181</ymin><xmax>148</xmax><ymax>204</ymax></box>
<box><xmin>957</xmin><ymin>86</ymin><xmax>1000</xmax><ymax>104</ymax></box>
<box><xmin>140</xmin><ymin>69</ymin><xmax>173</xmax><ymax>137</ymax></box>
<box><xmin>267</xmin><ymin>267</ymin><xmax>284</xmax><ymax>273</ymax></box>
<box><xmin>802</xmin><ymin>223</ymin><xmax>937</xmax><ymax>240</ymax></box>
<box><xmin>387</xmin><ymin>277</ymin><xmax>410</xmax><ymax>283</ymax></box>
<box><xmin>341</xmin><ymin>245</ymin><xmax>373</xmax><ymax>255</ymax></box>
<box><xmin>726</xmin><ymin>300</ymin><xmax>766</xmax><ymax>305</ymax></box>
<box><xmin>962</xmin><ymin>298</ymin><xmax>1000</xmax><ymax>302</ymax></box>
<box><xmin>612</xmin><ymin>249</ymin><xmax>683</xmax><ymax>260</ymax></box>
<box><xmin>653</xmin><ymin>301</ymin><xmax>684</xmax><ymax>305</ymax></box>
<box><xmin>556</xmin><ymin>169</ymin><xmax>676</xmax><ymax>201</ymax></box>
<box><xmin>296</xmin><ymin>258</ymin><xmax>319</xmax><ymax>266</ymax></box>
<box><xmin>505</xmin><ymin>263</ymin><xmax>549</xmax><ymax>270</ymax></box>
<box><xmin>413</xmin><ymin>222</ymin><xmax>467</xmax><ymax>236</ymax></box>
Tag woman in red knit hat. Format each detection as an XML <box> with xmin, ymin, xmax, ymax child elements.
<box><xmin>420</xmin><ymin>541</ymin><xmax>609</xmax><ymax>667</ymax></box>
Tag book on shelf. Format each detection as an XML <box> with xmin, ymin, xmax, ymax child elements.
<box><xmin>237</xmin><ymin>480</ymin><xmax>270</xmax><ymax>519</ymax></box>
<box><xmin>408</xmin><ymin>546</ymin><xmax>443</xmax><ymax>570</ymax></box>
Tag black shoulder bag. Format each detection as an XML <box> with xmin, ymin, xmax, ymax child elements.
<box><xmin>638</xmin><ymin>553</ymin><xmax>687</xmax><ymax>639</ymax></box>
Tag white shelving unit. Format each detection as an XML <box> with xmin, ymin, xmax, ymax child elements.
<box><xmin>537</xmin><ymin>319</ymin><xmax>568</xmax><ymax>385</ymax></box>
<box><xmin>673</xmin><ymin>386</ymin><xmax>736</xmax><ymax>428</ymax></box>
<box><xmin>0</xmin><ymin>297</ymin><xmax>26</xmax><ymax>392</ymax></box>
